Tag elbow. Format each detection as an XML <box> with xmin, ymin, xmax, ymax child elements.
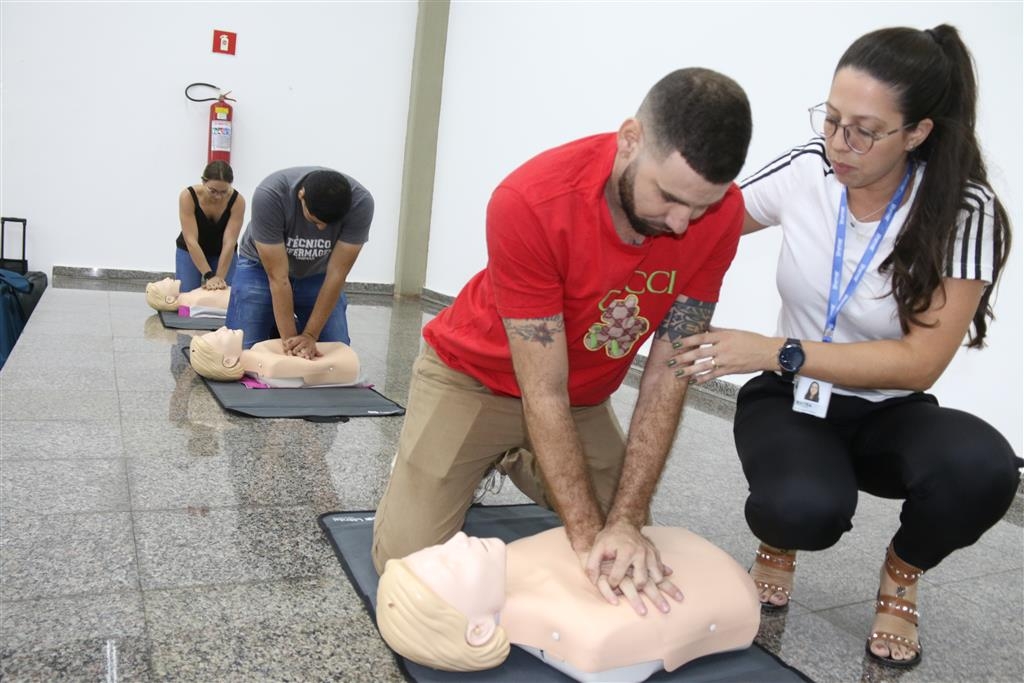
<box><xmin>901</xmin><ymin>365</ymin><xmax>944</xmax><ymax>393</ymax></box>
<box><xmin>266</xmin><ymin>274</ymin><xmax>291</xmax><ymax>290</ymax></box>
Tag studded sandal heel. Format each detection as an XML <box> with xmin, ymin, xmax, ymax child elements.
<box><xmin>866</xmin><ymin>543</ymin><xmax>923</xmax><ymax>668</ymax></box>
<box><xmin>752</xmin><ymin>544</ymin><xmax>796</xmax><ymax>612</ymax></box>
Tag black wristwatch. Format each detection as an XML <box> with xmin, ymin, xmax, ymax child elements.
<box><xmin>201</xmin><ymin>270</ymin><xmax>216</xmax><ymax>285</ymax></box>
<box><xmin>778</xmin><ymin>338</ymin><xmax>805</xmax><ymax>379</ymax></box>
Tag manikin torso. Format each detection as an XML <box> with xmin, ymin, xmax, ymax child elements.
<box><xmin>200</xmin><ymin>327</ymin><xmax>360</xmax><ymax>387</ymax></box>
<box><xmin>178</xmin><ymin>286</ymin><xmax>230</xmax><ymax>312</ymax></box>
<box><xmin>242</xmin><ymin>338</ymin><xmax>360</xmax><ymax>387</ymax></box>
<box><xmin>147</xmin><ymin>278</ymin><xmax>230</xmax><ymax>312</ymax></box>
<box><xmin>504</xmin><ymin>527</ymin><xmax>759</xmax><ymax>681</ymax></box>
<box><xmin>405</xmin><ymin>527</ymin><xmax>760</xmax><ymax>682</ymax></box>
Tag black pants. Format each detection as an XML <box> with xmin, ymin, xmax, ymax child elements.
<box><xmin>734</xmin><ymin>372</ymin><xmax>1022</xmax><ymax>570</ymax></box>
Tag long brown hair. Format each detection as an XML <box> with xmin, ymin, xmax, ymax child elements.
<box><xmin>837</xmin><ymin>25</ymin><xmax>1011</xmax><ymax>347</ymax></box>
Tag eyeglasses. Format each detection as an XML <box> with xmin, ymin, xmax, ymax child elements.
<box><xmin>808</xmin><ymin>104</ymin><xmax>915</xmax><ymax>154</ymax></box>
<box><xmin>203</xmin><ymin>180</ymin><xmax>231</xmax><ymax>198</ymax></box>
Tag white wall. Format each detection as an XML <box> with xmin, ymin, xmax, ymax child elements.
<box><xmin>3</xmin><ymin>1</ymin><xmax>1020</xmax><ymax>454</ymax></box>
<box><xmin>427</xmin><ymin>1</ymin><xmax>1023</xmax><ymax>455</ymax></box>
<box><xmin>0</xmin><ymin>0</ymin><xmax>417</xmax><ymax>284</ymax></box>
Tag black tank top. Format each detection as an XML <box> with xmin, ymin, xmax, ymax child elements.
<box><xmin>175</xmin><ymin>187</ymin><xmax>239</xmax><ymax>257</ymax></box>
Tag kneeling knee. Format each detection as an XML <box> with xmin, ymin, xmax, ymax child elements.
<box><xmin>746</xmin><ymin>495</ymin><xmax>852</xmax><ymax>550</ymax></box>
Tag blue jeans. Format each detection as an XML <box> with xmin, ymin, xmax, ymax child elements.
<box><xmin>175</xmin><ymin>248</ymin><xmax>237</xmax><ymax>292</ymax></box>
<box><xmin>225</xmin><ymin>256</ymin><xmax>350</xmax><ymax>349</ymax></box>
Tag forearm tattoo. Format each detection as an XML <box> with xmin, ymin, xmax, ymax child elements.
<box><xmin>655</xmin><ymin>297</ymin><xmax>715</xmax><ymax>343</ymax></box>
<box><xmin>503</xmin><ymin>315</ymin><xmax>565</xmax><ymax>347</ymax></box>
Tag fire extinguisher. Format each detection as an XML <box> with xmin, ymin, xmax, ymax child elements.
<box><xmin>185</xmin><ymin>82</ymin><xmax>236</xmax><ymax>164</ymax></box>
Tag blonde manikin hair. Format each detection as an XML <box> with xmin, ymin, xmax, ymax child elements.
<box><xmin>376</xmin><ymin>559</ymin><xmax>510</xmax><ymax>672</ymax></box>
<box><xmin>189</xmin><ymin>333</ymin><xmax>244</xmax><ymax>382</ymax></box>
<box><xmin>145</xmin><ymin>278</ymin><xmax>181</xmax><ymax>312</ymax></box>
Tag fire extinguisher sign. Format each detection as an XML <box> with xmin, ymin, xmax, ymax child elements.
<box><xmin>212</xmin><ymin>30</ymin><xmax>237</xmax><ymax>55</ymax></box>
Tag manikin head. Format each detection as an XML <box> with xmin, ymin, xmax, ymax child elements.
<box><xmin>376</xmin><ymin>532</ymin><xmax>510</xmax><ymax>672</ymax></box>
<box><xmin>145</xmin><ymin>277</ymin><xmax>182</xmax><ymax>311</ymax></box>
<box><xmin>189</xmin><ymin>327</ymin><xmax>245</xmax><ymax>381</ymax></box>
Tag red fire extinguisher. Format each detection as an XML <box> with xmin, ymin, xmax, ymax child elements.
<box><xmin>185</xmin><ymin>83</ymin><xmax>237</xmax><ymax>164</ymax></box>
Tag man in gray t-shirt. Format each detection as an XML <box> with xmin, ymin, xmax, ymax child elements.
<box><xmin>226</xmin><ymin>167</ymin><xmax>374</xmax><ymax>357</ymax></box>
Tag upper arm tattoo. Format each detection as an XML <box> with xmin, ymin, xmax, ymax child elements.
<box><xmin>655</xmin><ymin>297</ymin><xmax>715</xmax><ymax>343</ymax></box>
<box><xmin>503</xmin><ymin>315</ymin><xmax>565</xmax><ymax>347</ymax></box>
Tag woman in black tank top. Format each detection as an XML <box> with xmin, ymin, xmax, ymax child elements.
<box><xmin>175</xmin><ymin>160</ymin><xmax>247</xmax><ymax>291</ymax></box>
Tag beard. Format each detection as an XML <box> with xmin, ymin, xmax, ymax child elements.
<box><xmin>618</xmin><ymin>160</ymin><xmax>669</xmax><ymax>238</ymax></box>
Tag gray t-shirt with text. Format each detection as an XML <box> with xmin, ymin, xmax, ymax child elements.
<box><xmin>238</xmin><ymin>166</ymin><xmax>373</xmax><ymax>279</ymax></box>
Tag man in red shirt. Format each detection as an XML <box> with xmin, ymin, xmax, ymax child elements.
<box><xmin>373</xmin><ymin>68</ymin><xmax>752</xmax><ymax>615</ymax></box>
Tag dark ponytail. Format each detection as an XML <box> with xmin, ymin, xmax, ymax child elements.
<box><xmin>837</xmin><ymin>25</ymin><xmax>1010</xmax><ymax>347</ymax></box>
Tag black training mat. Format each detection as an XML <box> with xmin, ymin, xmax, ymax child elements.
<box><xmin>159</xmin><ymin>310</ymin><xmax>225</xmax><ymax>330</ymax></box>
<box><xmin>318</xmin><ymin>505</ymin><xmax>811</xmax><ymax>683</ymax></box>
<box><xmin>181</xmin><ymin>346</ymin><xmax>405</xmax><ymax>420</ymax></box>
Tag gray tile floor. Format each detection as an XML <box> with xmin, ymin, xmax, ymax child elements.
<box><xmin>1</xmin><ymin>284</ymin><xmax>1021</xmax><ymax>682</ymax></box>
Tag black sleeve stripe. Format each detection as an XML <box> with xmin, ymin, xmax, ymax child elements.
<box><xmin>950</xmin><ymin>186</ymin><xmax>992</xmax><ymax>279</ymax></box>
<box><xmin>740</xmin><ymin>139</ymin><xmax>831</xmax><ymax>189</ymax></box>
<box><xmin>956</xmin><ymin>211</ymin><xmax>974</xmax><ymax>278</ymax></box>
<box><xmin>965</xmin><ymin>181</ymin><xmax>995</xmax><ymax>203</ymax></box>
<box><xmin>973</xmin><ymin>201</ymin><xmax>986</xmax><ymax>281</ymax></box>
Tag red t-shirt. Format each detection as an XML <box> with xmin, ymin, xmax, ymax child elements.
<box><xmin>423</xmin><ymin>133</ymin><xmax>743</xmax><ymax>405</ymax></box>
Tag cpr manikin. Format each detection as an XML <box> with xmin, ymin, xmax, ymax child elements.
<box><xmin>376</xmin><ymin>527</ymin><xmax>760</xmax><ymax>682</ymax></box>
<box><xmin>146</xmin><ymin>277</ymin><xmax>230</xmax><ymax>314</ymax></box>
<box><xmin>189</xmin><ymin>326</ymin><xmax>360</xmax><ymax>387</ymax></box>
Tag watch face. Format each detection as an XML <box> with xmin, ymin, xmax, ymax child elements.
<box><xmin>780</xmin><ymin>345</ymin><xmax>805</xmax><ymax>373</ymax></box>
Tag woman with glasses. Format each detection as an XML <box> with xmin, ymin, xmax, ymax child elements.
<box><xmin>175</xmin><ymin>160</ymin><xmax>246</xmax><ymax>291</ymax></box>
<box><xmin>672</xmin><ymin>25</ymin><xmax>1020</xmax><ymax>668</ymax></box>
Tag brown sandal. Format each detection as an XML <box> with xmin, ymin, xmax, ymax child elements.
<box><xmin>866</xmin><ymin>544</ymin><xmax>923</xmax><ymax>668</ymax></box>
<box><xmin>751</xmin><ymin>544</ymin><xmax>796</xmax><ymax>612</ymax></box>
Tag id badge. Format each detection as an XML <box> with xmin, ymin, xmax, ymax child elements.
<box><xmin>792</xmin><ymin>375</ymin><xmax>831</xmax><ymax>418</ymax></box>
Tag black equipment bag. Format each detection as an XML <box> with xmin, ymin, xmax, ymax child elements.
<box><xmin>0</xmin><ymin>217</ymin><xmax>48</xmax><ymax>321</ymax></box>
<box><xmin>17</xmin><ymin>271</ymin><xmax>48</xmax><ymax>320</ymax></box>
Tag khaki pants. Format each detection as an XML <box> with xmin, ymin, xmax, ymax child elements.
<box><xmin>371</xmin><ymin>345</ymin><xmax>626</xmax><ymax>573</ymax></box>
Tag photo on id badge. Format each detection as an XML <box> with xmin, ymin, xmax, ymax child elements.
<box><xmin>793</xmin><ymin>375</ymin><xmax>830</xmax><ymax>418</ymax></box>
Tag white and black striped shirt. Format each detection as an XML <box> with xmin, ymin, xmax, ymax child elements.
<box><xmin>741</xmin><ymin>138</ymin><xmax>999</xmax><ymax>401</ymax></box>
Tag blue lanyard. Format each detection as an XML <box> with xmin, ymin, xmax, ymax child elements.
<box><xmin>824</xmin><ymin>164</ymin><xmax>913</xmax><ymax>342</ymax></box>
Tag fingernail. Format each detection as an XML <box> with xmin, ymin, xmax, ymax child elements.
<box><xmin>667</xmin><ymin>359</ymin><xmax>677</xmax><ymax>367</ymax></box>
<box><xmin>675</xmin><ymin>369</ymin><xmax>685</xmax><ymax>378</ymax></box>
<box><xmin>671</xmin><ymin>341</ymin><xmax>681</xmax><ymax>349</ymax></box>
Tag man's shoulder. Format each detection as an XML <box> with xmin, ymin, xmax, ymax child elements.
<box><xmin>255</xmin><ymin>167</ymin><xmax>312</xmax><ymax>196</ymax></box>
<box><xmin>498</xmin><ymin>133</ymin><xmax>616</xmax><ymax>206</ymax></box>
